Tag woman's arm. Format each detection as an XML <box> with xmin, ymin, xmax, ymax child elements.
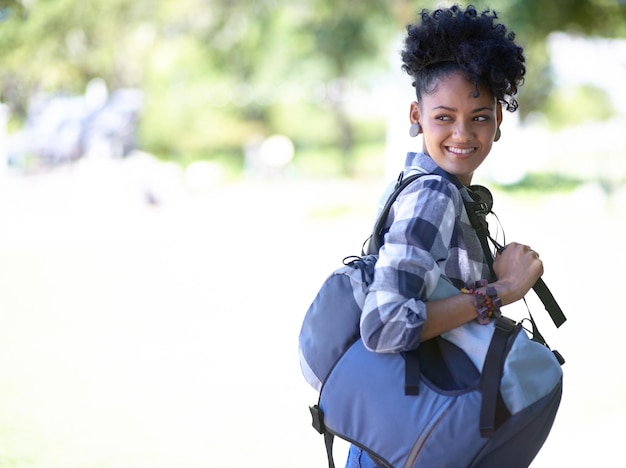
<box><xmin>361</xmin><ymin>174</ymin><xmax>544</xmax><ymax>352</ymax></box>
<box><xmin>361</xmin><ymin>176</ymin><xmax>463</xmax><ymax>353</ymax></box>
<box><xmin>420</xmin><ymin>242</ymin><xmax>543</xmax><ymax>341</ymax></box>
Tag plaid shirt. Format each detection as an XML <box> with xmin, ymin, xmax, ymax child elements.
<box><xmin>361</xmin><ymin>152</ymin><xmax>490</xmax><ymax>353</ymax></box>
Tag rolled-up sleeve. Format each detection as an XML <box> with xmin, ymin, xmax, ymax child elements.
<box><xmin>360</xmin><ymin>175</ymin><xmax>462</xmax><ymax>353</ymax></box>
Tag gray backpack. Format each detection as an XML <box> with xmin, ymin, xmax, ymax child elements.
<box><xmin>298</xmin><ymin>169</ymin><xmax>566</xmax><ymax>467</ymax></box>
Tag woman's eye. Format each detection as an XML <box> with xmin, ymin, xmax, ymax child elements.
<box><xmin>474</xmin><ymin>115</ymin><xmax>489</xmax><ymax>122</ymax></box>
<box><xmin>435</xmin><ymin>115</ymin><xmax>451</xmax><ymax>121</ymax></box>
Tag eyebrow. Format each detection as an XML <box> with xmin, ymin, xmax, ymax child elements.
<box><xmin>432</xmin><ymin>105</ymin><xmax>493</xmax><ymax>113</ymax></box>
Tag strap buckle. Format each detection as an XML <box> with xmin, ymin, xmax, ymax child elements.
<box><xmin>494</xmin><ymin>316</ymin><xmax>517</xmax><ymax>334</ymax></box>
<box><xmin>309</xmin><ymin>405</ymin><xmax>326</xmax><ymax>434</ymax></box>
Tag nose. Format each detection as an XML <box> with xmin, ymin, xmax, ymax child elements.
<box><xmin>453</xmin><ymin>121</ymin><xmax>472</xmax><ymax>141</ymax></box>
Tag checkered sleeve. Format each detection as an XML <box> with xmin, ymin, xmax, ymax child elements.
<box><xmin>360</xmin><ymin>175</ymin><xmax>465</xmax><ymax>353</ymax></box>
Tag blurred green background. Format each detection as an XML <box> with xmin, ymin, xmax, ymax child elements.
<box><xmin>1</xmin><ymin>0</ymin><xmax>625</xmax><ymax>183</ymax></box>
<box><xmin>0</xmin><ymin>0</ymin><xmax>625</xmax><ymax>467</ymax></box>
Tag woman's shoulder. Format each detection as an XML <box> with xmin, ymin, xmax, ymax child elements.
<box><xmin>388</xmin><ymin>173</ymin><xmax>464</xmax><ymax>230</ymax></box>
<box><xmin>402</xmin><ymin>153</ymin><xmax>463</xmax><ymax>197</ymax></box>
<box><xmin>400</xmin><ymin>170</ymin><xmax>462</xmax><ymax>203</ymax></box>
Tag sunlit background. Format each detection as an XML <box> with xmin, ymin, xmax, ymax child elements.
<box><xmin>0</xmin><ymin>0</ymin><xmax>625</xmax><ymax>466</ymax></box>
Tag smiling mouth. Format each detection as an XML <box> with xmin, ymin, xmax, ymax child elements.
<box><xmin>446</xmin><ymin>146</ymin><xmax>476</xmax><ymax>156</ymax></box>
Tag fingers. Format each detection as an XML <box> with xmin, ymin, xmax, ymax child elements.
<box><xmin>492</xmin><ymin>242</ymin><xmax>544</xmax><ymax>302</ymax></box>
<box><xmin>507</xmin><ymin>242</ymin><xmax>540</xmax><ymax>258</ymax></box>
<box><xmin>527</xmin><ymin>246</ymin><xmax>540</xmax><ymax>259</ymax></box>
<box><xmin>496</xmin><ymin>242</ymin><xmax>543</xmax><ymax>275</ymax></box>
<box><xmin>521</xmin><ymin>244</ymin><xmax>543</xmax><ymax>275</ymax></box>
<box><xmin>527</xmin><ymin>248</ymin><xmax>540</xmax><ymax>261</ymax></box>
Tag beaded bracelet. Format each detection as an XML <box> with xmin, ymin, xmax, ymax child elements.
<box><xmin>485</xmin><ymin>286</ymin><xmax>502</xmax><ymax>318</ymax></box>
<box><xmin>460</xmin><ymin>281</ymin><xmax>502</xmax><ymax>325</ymax></box>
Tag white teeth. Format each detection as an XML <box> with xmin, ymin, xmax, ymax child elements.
<box><xmin>448</xmin><ymin>147</ymin><xmax>474</xmax><ymax>154</ymax></box>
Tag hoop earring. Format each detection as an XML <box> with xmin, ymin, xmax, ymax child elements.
<box><xmin>409</xmin><ymin>122</ymin><xmax>421</xmax><ymax>138</ymax></box>
<box><xmin>494</xmin><ymin>128</ymin><xmax>501</xmax><ymax>142</ymax></box>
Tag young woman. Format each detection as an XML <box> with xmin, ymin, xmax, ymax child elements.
<box><xmin>348</xmin><ymin>5</ymin><xmax>549</xmax><ymax>467</ymax></box>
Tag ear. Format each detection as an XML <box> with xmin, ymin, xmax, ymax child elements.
<box><xmin>410</xmin><ymin>101</ymin><xmax>421</xmax><ymax>124</ymax></box>
<box><xmin>496</xmin><ymin>103</ymin><xmax>503</xmax><ymax>128</ymax></box>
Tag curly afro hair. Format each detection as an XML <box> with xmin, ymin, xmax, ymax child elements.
<box><xmin>401</xmin><ymin>5</ymin><xmax>525</xmax><ymax>112</ymax></box>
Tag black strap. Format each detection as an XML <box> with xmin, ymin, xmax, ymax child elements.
<box><xmin>532</xmin><ymin>278</ymin><xmax>566</xmax><ymax>328</ymax></box>
<box><xmin>402</xmin><ymin>351</ymin><xmax>421</xmax><ymax>396</ymax></box>
<box><xmin>363</xmin><ymin>172</ymin><xmax>423</xmax><ymax>256</ymax></box>
<box><xmin>524</xmin><ymin>307</ymin><xmax>566</xmax><ymax>365</ymax></box>
<box><xmin>462</xmin><ymin>186</ymin><xmax>567</xmax><ymax>329</ymax></box>
<box><xmin>323</xmin><ymin>432</ymin><xmax>335</xmax><ymax>468</ymax></box>
<box><xmin>310</xmin><ymin>405</ymin><xmax>336</xmax><ymax>468</ymax></box>
<box><xmin>479</xmin><ymin>317</ymin><xmax>518</xmax><ymax>437</ymax></box>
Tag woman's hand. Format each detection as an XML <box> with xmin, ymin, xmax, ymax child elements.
<box><xmin>492</xmin><ymin>242</ymin><xmax>543</xmax><ymax>305</ymax></box>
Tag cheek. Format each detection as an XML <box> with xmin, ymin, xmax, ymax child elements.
<box><xmin>482</xmin><ymin>135</ymin><xmax>497</xmax><ymax>154</ymax></box>
<box><xmin>421</xmin><ymin>127</ymin><xmax>443</xmax><ymax>145</ymax></box>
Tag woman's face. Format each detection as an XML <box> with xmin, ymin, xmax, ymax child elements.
<box><xmin>411</xmin><ymin>72</ymin><xmax>502</xmax><ymax>186</ymax></box>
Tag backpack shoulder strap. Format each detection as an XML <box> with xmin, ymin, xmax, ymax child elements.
<box><xmin>462</xmin><ymin>186</ymin><xmax>567</xmax><ymax>330</ymax></box>
<box><xmin>363</xmin><ymin>172</ymin><xmax>423</xmax><ymax>255</ymax></box>
<box><xmin>365</xmin><ymin>167</ymin><xmax>566</xmax><ymax>329</ymax></box>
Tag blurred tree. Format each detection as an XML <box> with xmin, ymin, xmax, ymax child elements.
<box><xmin>503</xmin><ymin>0</ymin><xmax>626</xmax><ymax>37</ymax></box>
<box><xmin>0</xmin><ymin>0</ymin><xmax>154</xmax><ymax>116</ymax></box>
<box><xmin>175</xmin><ymin>0</ymin><xmax>405</xmax><ymax>174</ymax></box>
<box><xmin>297</xmin><ymin>0</ymin><xmax>395</xmax><ymax>175</ymax></box>
<box><xmin>139</xmin><ymin>0</ymin><xmax>307</xmax><ymax>162</ymax></box>
<box><xmin>141</xmin><ymin>0</ymin><xmax>403</xmax><ymax>172</ymax></box>
<box><xmin>482</xmin><ymin>0</ymin><xmax>626</xmax><ymax>119</ymax></box>
<box><xmin>1</xmin><ymin>0</ymin><xmax>624</xmax><ymax>173</ymax></box>
<box><xmin>542</xmin><ymin>83</ymin><xmax>615</xmax><ymax>129</ymax></box>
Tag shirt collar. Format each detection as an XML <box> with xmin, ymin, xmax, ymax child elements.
<box><xmin>404</xmin><ymin>152</ymin><xmax>465</xmax><ymax>190</ymax></box>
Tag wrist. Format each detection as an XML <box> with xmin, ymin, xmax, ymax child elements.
<box><xmin>490</xmin><ymin>280</ymin><xmax>521</xmax><ymax>306</ymax></box>
<box><xmin>461</xmin><ymin>281</ymin><xmax>503</xmax><ymax>324</ymax></box>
